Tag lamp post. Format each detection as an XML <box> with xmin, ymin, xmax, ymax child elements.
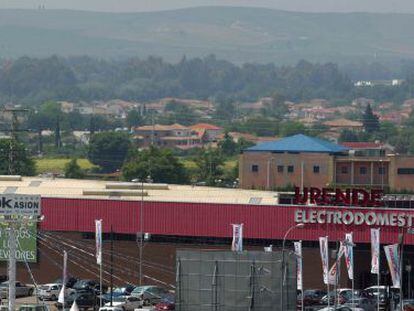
<box><xmin>280</xmin><ymin>223</ymin><xmax>305</xmax><ymax>311</ymax></box>
<box><xmin>139</xmin><ymin>175</ymin><xmax>152</xmax><ymax>286</ymax></box>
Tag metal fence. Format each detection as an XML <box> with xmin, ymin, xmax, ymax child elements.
<box><xmin>176</xmin><ymin>250</ymin><xmax>297</xmax><ymax>311</ymax></box>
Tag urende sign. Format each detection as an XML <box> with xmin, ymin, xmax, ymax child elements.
<box><xmin>0</xmin><ymin>223</ymin><xmax>37</xmax><ymax>262</ymax></box>
<box><xmin>0</xmin><ymin>194</ymin><xmax>41</xmax><ymax>215</ymax></box>
<box><xmin>294</xmin><ymin>187</ymin><xmax>384</xmax><ymax>207</ymax></box>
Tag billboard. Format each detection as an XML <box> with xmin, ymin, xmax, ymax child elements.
<box><xmin>0</xmin><ymin>194</ymin><xmax>41</xmax><ymax>216</ymax></box>
<box><xmin>0</xmin><ymin>223</ymin><xmax>37</xmax><ymax>262</ymax></box>
<box><xmin>176</xmin><ymin>250</ymin><xmax>297</xmax><ymax>311</ymax></box>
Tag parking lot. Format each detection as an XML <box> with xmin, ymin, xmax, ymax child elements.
<box><xmin>2</xmin><ymin>296</ymin><xmax>155</xmax><ymax>310</ymax></box>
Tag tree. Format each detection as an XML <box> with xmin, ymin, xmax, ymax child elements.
<box><xmin>218</xmin><ymin>132</ymin><xmax>237</xmax><ymax>156</ymax></box>
<box><xmin>339</xmin><ymin>129</ymin><xmax>359</xmax><ymax>142</ymax></box>
<box><xmin>0</xmin><ymin>139</ymin><xmax>35</xmax><ymax>176</ymax></box>
<box><xmin>122</xmin><ymin>146</ymin><xmax>188</xmax><ymax>183</ymax></box>
<box><xmin>194</xmin><ymin>148</ymin><xmax>224</xmax><ymax>186</ymax></box>
<box><xmin>362</xmin><ymin>104</ymin><xmax>380</xmax><ymax>133</ymax></box>
<box><xmin>88</xmin><ymin>132</ymin><xmax>130</xmax><ymax>172</ymax></box>
<box><xmin>126</xmin><ymin>109</ymin><xmax>143</xmax><ymax>128</ymax></box>
<box><xmin>280</xmin><ymin>121</ymin><xmax>306</xmax><ymax>137</ymax></box>
<box><xmin>64</xmin><ymin>158</ymin><xmax>84</xmax><ymax>179</ymax></box>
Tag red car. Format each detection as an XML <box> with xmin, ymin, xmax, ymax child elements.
<box><xmin>154</xmin><ymin>295</ymin><xmax>175</xmax><ymax>311</ymax></box>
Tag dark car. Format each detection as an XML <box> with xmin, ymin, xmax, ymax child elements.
<box><xmin>56</xmin><ymin>289</ymin><xmax>98</xmax><ymax>310</ymax></box>
<box><xmin>53</xmin><ymin>277</ymin><xmax>78</xmax><ymax>288</ymax></box>
<box><xmin>101</xmin><ymin>285</ymin><xmax>136</xmax><ymax>304</ymax></box>
<box><xmin>154</xmin><ymin>295</ymin><xmax>175</xmax><ymax>311</ymax></box>
<box><xmin>73</xmin><ymin>280</ymin><xmax>107</xmax><ymax>295</ymax></box>
<box><xmin>298</xmin><ymin>290</ymin><xmax>327</xmax><ymax>306</ymax></box>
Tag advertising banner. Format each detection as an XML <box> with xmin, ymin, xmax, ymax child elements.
<box><xmin>319</xmin><ymin>236</ymin><xmax>329</xmax><ymax>285</ymax></box>
<box><xmin>327</xmin><ymin>242</ymin><xmax>346</xmax><ymax>285</ymax></box>
<box><xmin>344</xmin><ymin>233</ymin><xmax>354</xmax><ymax>280</ymax></box>
<box><xmin>0</xmin><ymin>194</ymin><xmax>40</xmax><ymax>216</ymax></box>
<box><xmin>294</xmin><ymin>241</ymin><xmax>303</xmax><ymax>290</ymax></box>
<box><xmin>95</xmin><ymin>219</ymin><xmax>102</xmax><ymax>265</ymax></box>
<box><xmin>0</xmin><ymin>222</ymin><xmax>36</xmax><ymax>262</ymax></box>
<box><xmin>371</xmin><ymin>228</ymin><xmax>380</xmax><ymax>274</ymax></box>
<box><xmin>231</xmin><ymin>224</ymin><xmax>243</xmax><ymax>252</ymax></box>
<box><xmin>384</xmin><ymin>244</ymin><xmax>401</xmax><ymax>288</ymax></box>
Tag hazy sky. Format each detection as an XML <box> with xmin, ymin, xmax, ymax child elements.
<box><xmin>0</xmin><ymin>0</ymin><xmax>412</xmax><ymax>13</ymax></box>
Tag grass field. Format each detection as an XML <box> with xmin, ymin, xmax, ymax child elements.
<box><xmin>35</xmin><ymin>158</ymin><xmax>96</xmax><ymax>174</ymax></box>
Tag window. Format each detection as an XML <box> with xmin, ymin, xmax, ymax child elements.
<box><xmin>397</xmin><ymin>168</ymin><xmax>414</xmax><ymax>175</ymax></box>
<box><xmin>341</xmin><ymin>166</ymin><xmax>348</xmax><ymax>174</ymax></box>
<box><xmin>287</xmin><ymin>165</ymin><xmax>294</xmax><ymax>173</ymax></box>
<box><xmin>277</xmin><ymin>165</ymin><xmax>284</xmax><ymax>173</ymax></box>
<box><xmin>360</xmin><ymin>166</ymin><xmax>367</xmax><ymax>175</ymax></box>
<box><xmin>313</xmin><ymin>166</ymin><xmax>320</xmax><ymax>173</ymax></box>
<box><xmin>378</xmin><ymin>167</ymin><xmax>385</xmax><ymax>175</ymax></box>
<box><xmin>251</xmin><ymin>165</ymin><xmax>259</xmax><ymax>172</ymax></box>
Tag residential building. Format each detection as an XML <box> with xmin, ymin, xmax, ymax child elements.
<box><xmin>190</xmin><ymin>123</ymin><xmax>223</xmax><ymax>142</ymax></box>
<box><xmin>239</xmin><ymin>134</ymin><xmax>414</xmax><ymax>192</ymax></box>
<box><xmin>133</xmin><ymin>123</ymin><xmax>201</xmax><ymax>149</ymax></box>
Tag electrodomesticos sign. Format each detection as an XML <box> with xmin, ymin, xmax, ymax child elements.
<box><xmin>0</xmin><ymin>223</ymin><xmax>37</xmax><ymax>262</ymax></box>
<box><xmin>0</xmin><ymin>194</ymin><xmax>41</xmax><ymax>215</ymax></box>
<box><xmin>295</xmin><ymin>209</ymin><xmax>414</xmax><ymax>228</ymax></box>
<box><xmin>294</xmin><ymin>187</ymin><xmax>383</xmax><ymax>207</ymax></box>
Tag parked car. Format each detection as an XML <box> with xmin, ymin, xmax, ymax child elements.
<box><xmin>154</xmin><ymin>294</ymin><xmax>175</xmax><ymax>311</ymax></box>
<box><xmin>345</xmin><ymin>298</ymin><xmax>376</xmax><ymax>311</ymax></box>
<box><xmin>0</xmin><ymin>281</ymin><xmax>34</xmax><ymax>298</ymax></box>
<box><xmin>101</xmin><ymin>285</ymin><xmax>135</xmax><ymax>304</ymax></box>
<box><xmin>53</xmin><ymin>277</ymin><xmax>78</xmax><ymax>288</ymax></box>
<box><xmin>321</xmin><ymin>289</ymin><xmax>358</xmax><ymax>305</ymax></box>
<box><xmin>56</xmin><ymin>289</ymin><xmax>98</xmax><ymax>310</ymax></box>
<box><xmin>397</xmin><ymin>299</ymin><xmax>414</xmax><ymax>311</ymax></box>
<box><xmin>104</xmin><ymin>296</ymin><xmax>143</xmax><ymax>310</ymax></box>
<box><xmin>298</xmin><ymin>289</ymin><xmax>327</xmax><ymax>306</ymax></box>
<box><xmin>37</xmin><ymin>283</ymin><xmax>63</xmax><ymax>301</ymax></box>
<box><xmin>131</xmin><ymin>286</ymin><xmax>170</xmax><ymax>305</ymax></box>
<box><xmin>99</xmin><ymin>307</ymin><xmax>123</xmax><ymax>311</ymax></box>
<box><xmin>318</xmin><ymin>306</ymin><xmax>364</xmax><ymax>311</ymax></box>
<box><xmin>73</xmin><ymin>279</ymin><xmax>107</xmax><ymax>295</ymax></box>
<box><xmin>18</xmin><ymin>304</ymin><xmax>50</xmax><ymax>311</ymax></box>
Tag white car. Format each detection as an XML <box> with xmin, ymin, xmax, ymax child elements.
<box><xmin>37</xmin><ymin>283</ymin><xmax>63</xmax><ymax>301</ymax></box>
<box><xmin>318</xmin><ymin>306</ymin><xmax>365</xmax><ymax>311</ymax></box>
<box><xmin>99</xmin><ymin>307</ymin><xmax>123</xmax><ymax>311</ymax></box>
<box><xmin>104</xmin><ymin>296</ymin><xmax>143</xmax><ymax>311</ymax></box>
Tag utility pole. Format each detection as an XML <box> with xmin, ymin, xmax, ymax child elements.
<box><xmin>4</xmin><ymin>108</ymin><xmax>28</xmax><ymax>175</ymax></box>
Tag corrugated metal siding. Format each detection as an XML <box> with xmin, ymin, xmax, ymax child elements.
<box><xmin>40</xmin><ymin>198</ymin><xmax>414</xmax><ymax>245</ymax></box>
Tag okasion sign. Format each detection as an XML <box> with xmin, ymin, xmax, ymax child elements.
<box><xmin>294</xmin><ymin>209</ymin><xmax>414</xmax><ymax>228</ymax></box>
<box><xmin>294</xmin><ymin>187</ymin><xmax>384</xmax><ymax>207</ymax></box>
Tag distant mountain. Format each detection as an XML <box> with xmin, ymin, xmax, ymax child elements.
<box><xmin>1</xmin><ymin>7</ymin><xmax>414</xmax><ymax>64</ymax></box>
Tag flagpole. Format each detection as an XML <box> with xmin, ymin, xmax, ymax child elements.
<box><xmin>351</xmin><ymin>232</ymin><xmax>355</xmax><ymax>304</ymax></box>
<box><xmin>378</xmin><ymin>229</ymin><xmax>380</xmax><ymax>311</ymax></box>
<box><xmin>326</xmin><ymin>237</ymin><xmax>330</xmax><ymax>310</ymax></box>
<box><xmin>100</xmin><ymin>260</ymin><xmax>103</xmax><ymax>308</ymax></box>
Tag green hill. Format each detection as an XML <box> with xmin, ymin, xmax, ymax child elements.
<box><xmin>1</xmin><ymin>7</ymin><xmax>414</xmax><ymax>64</ymax></box>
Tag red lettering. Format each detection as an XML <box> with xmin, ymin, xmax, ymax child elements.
<box><xmin>352</xmin><ymin>189</ymin><xmax>370</xmax><ymax>206</ymax></box>
<box><xmin>322</xmin><ymin>188</ymin><xmax>333</xmax><ymax>205</ymax></box>
<box><xmin>335</xmin><ymin>188</ymin><xmax>351</xmax><ymax>205</ymax></box>
<box><xmin>310</xmin><ymin>187</ymin><xmax>322</xmax><ymax>204</ymax></box>
<box><xmin>370</xmin><ymin>189</ymin><xmax>384</xmax><ymax>207</ymax></box>
<box><xmin>294</xmin><ymin>187</ymin><xmax>308</xmax><ymax>204</ymax></box>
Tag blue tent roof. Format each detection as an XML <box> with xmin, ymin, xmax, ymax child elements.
<box><xmin>245</xmin><ymin>134</ymin><xmax>348</xmax><ymax>153</ymax></box>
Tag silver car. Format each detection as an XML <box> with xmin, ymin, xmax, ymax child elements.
<box><xmin>37</xmin><ymin>283</ymin><xmax>62</xmax><ymax>301</ymax></box>
<box><xmin>0</xmin><ymin>281</ymin><xmax>34</xmax><ymax>298</ymax></box>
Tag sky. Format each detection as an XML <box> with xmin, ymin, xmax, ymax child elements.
<box><xmin>0</xmin><ymin>0</ymin><xmax>412</xmax><ymax>13</ymax></box>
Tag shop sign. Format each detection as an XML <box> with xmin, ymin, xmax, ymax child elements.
<box><xmin>294</xmin><ymin>187</ymin><xmax>383</xmax><ymax>207</ymax></box>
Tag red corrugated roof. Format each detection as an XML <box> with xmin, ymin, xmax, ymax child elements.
<box><xmin>190</xmin><ymin>123</ymin><xmax>222</xmax><ymax>130</ymax></box>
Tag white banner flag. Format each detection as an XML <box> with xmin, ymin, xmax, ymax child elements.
<box><xmin>319</xmin><ymin>236</ymin><xmax>329</xmax><ymax>285</ymax></box>
<box><xmin>327</xmin><ymin>242</ymin><xmax>346</xmax><ymax>285</ymax></box>
<box><xmin>344</xmin><ymin>233</ymin><xmax>354</xmax><ymax>280</ymax></box>
<box><xmin>384</xmin><ymin>244</ymin><xmax>401</xmax><ymax>288</ymax></box>
<box><xmin>58</xmin><ymin>250</ymin><xmax>67</xmax><ymax>305</ymax></box>
<box><xmin>371</xmin><ymin>228</ymin><xmax>380</xmax><ymax>274</ymax></box>
<box><xmin>95</xmin><ymin>219</ymin><xmax>102</xmax><ymax>265</ymax></box>
<box><xmin>231</xmin><ymin>224</ymin><xmax>243</xmax><ymax>252</ymax></box>
<box><xmin>294</xmin><ymin>241</ymin><xmax>303</xmax><ymax>290</ymax></box>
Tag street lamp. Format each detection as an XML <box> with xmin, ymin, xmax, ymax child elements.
<box><xmin>280</xmin><ymin>223</ymin><xmax>305</xmax><ymax>311</ymax></box>
<box><xmin>138</xmin><ymin>175</ymin><xmax>152</xmax><ymax>286</ymax></box>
